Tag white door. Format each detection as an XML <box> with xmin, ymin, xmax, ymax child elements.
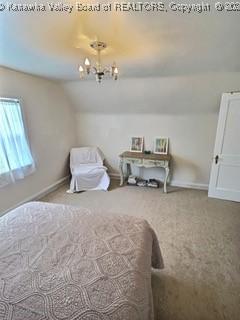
<box><xmin>208</xmin><ymin>92</ymin><xmax>240</xmax><ymax>202</ymax></box>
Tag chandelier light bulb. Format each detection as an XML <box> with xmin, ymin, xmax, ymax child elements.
<box><xmin>84</xmin><ymin>58</ymin><xmax>90</xmax><ymax>66</ymax></box>
<box><xmin>111</xmin><ymin>62</ymin><xmax>116</xmax><ymax>77</ymax></box>
<box><xmin>84</xmin><ymin>58</ymin><xmax>91</xmax><ymax>74</ymax></box>
<box><xmin>114</xmin><ymin>67</ymin><xmax>118</xmax><ymax>80</ymax></box>
<box><xmin>79</xmin><ymin>65</ymin><xmax>84</xmax><ymax>79</ymax></box>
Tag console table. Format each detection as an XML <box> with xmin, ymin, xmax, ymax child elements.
<box><xmin>119</xmin><ymin>151</ymin><xmax>171</xmax><ymax>193</ymax></box>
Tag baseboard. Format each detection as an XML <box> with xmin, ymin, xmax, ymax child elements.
<box><xmin>170</xmin><ymin>180</ymin><xmax>208</xmax><ymax>191</ymax></box>
<box><xmin>34</xmin><ymin>175</ymin><xmax>70</xmax><ymax>200</ymax></box>
<box><xmin>109</xmin><ymin>172</ymin><xmax>208</xmax><ymax>190</ymax></box>
<box><xmin>1</xmin><ymin>176</ymin><xmax>69</xmax><ymax>216</ymax></box>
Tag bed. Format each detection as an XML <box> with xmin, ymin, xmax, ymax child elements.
<box><xmin>0</xmin><ymin>201</ymin><xmax>163</xmax><ymax>319</ymax></box>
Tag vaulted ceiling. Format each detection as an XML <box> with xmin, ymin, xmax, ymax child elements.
<box><xmin>1</xmin><ymin>0</ymin><xmax>240</xmax><ymax>80</ymax></box>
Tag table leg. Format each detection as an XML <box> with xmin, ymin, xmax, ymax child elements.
<box><xmin>126</xmin><ymin>163</ymin><xmax>132</xmax><ymax>178</ymax></box>
<box><xmin>163</xmin><ymin>167</ymin><xmax>170</xmax><ymax>193</ymax></box>
<box><xmin>119</xmin><ymin>159</ymin><xmax>124</xmax><ymax>186</ymax></box>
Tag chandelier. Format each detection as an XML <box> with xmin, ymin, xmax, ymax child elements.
<box><xmin>78</xmin><ymin>41</ymin><xmax>119</xmax><ymax>83</ymax></box>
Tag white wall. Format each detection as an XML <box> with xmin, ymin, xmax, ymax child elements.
<box><xmin>63</xmin><ymin>72</ymin><xmax>240</xmax><ymax>188</ymax></box>
<box><xmin>76</xmin><ymin>113</ymin><xmax>217</xmax><ymax>188</ymax></box>
<box><xmin>0</xmin><ymin>67</ymin><xmax>77</xmax><ymax>213</ymax></box>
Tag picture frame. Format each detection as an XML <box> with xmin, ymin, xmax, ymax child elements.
<box><xmin>130</xmin><ymin>136</ymin><xmax>144</xmax><ymax>153</ymax></box>
<box><xmin>154</xmin><ymin>137</ymin><xmax>168</xmax><ymax>154</ymax></box>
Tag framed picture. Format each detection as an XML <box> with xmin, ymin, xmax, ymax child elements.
<box><xmin>154</xmin><ymin>137</ymin><xmax>168</xmax><ymax>154</ymax></box>
<box><xmin>130</xmin><ymin>137</ymin><xmax>144</xmax><ymax>153</ymax></box>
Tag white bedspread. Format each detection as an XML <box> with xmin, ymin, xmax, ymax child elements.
<box><xmin>0</xmin><ymin>201</ymin><xmax>163</xmax><ymax>319</ymax></box>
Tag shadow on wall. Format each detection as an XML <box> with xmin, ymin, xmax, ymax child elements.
<box><xmin>171</xmin><ymin>155</ymin><xmax>205</xmax><ymax>185</ymax></box>
<box><xmin>104</xmin><ymin>159</ymin><xmax>117</xmax><ymax>176</ymax></box>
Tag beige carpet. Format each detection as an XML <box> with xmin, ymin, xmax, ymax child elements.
<box><xmin>42</xmin><ymin>180</ymin><xmax>240</xmax><ymax>320</ymax></box>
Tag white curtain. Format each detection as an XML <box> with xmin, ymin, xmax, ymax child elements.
<box><xmin>0</xmin><ymin>99</ymin><xmax>35</xmax><ymax>187</ymax></box>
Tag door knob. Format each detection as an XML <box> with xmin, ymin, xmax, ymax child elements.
<box><xmin>215</xmin><ymin>155</ymin><xmax>219</xmax><ymax>164</ymax></box>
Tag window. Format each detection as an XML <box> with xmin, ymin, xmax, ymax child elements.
<box><xmin>0</xmin><ymin>98</ymin><xmax>35</xmax><ymax>187</ymax></box>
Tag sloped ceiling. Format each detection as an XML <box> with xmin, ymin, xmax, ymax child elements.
<box><xmin>61</xmin><ymin>72</ymin><xmax>240</xmax><ymax>113</ymax></box>
<box><xmin>0</xmin><ymin>0</ymin><xmax>240</xmax><ymax>80</ymax></box>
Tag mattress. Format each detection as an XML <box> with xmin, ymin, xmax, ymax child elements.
<box><xmin>0</xmin><ymin>201</ymin><xmax>163</xmax><ymax>319</ymax></box>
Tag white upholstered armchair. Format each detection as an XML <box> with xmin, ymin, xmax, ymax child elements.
<box><xmin>68</xmin><ymin>147</ymin><xmax>110</xmax><ymax>193</ymax></box>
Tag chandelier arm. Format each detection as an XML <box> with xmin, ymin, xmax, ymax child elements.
<box><xmin>92</xmin><ymin>67</ymin><xmax>97</xmax><ymax>74</ymax></box>
<box><xmin>103</xmin><ymin>67</ymin><xmax>110</xmax><ymax>73</ymax></box>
